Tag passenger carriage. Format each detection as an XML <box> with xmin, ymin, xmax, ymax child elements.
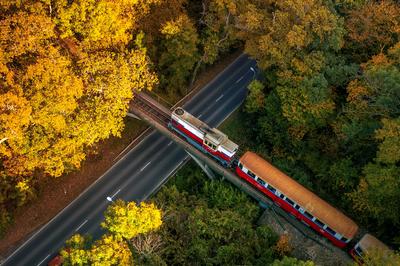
<box><xmin>169</xmin><ymin>107</ymin><xmax>238</xmax><ymax>166</ymax></box>
<box><xmin>350</xmin><ymin>234</ymin><xmax>391</xmax><ymax>261</ymax></box>
<box><xmin>236</xmin><ymin>151</ymin><xmax>359</xmax><ymax>248</ymax></box>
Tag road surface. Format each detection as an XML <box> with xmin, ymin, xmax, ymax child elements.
<box><xmin>2</xmin><ymin>54</ymin><xmax>257</xmax><ymax>266</ymax></box>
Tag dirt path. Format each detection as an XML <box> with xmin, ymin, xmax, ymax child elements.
<box><xmin>258</xmin><ymin>206</ymin><xmax>353</xmax><ymax>266</ymax></box>
<box><xmin>0</xmin><ymin>50</ymin><xmax>243</xmax><ymax>260</ymax></box>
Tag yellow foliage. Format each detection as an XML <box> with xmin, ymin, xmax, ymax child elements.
<box><xmin>0</xmin><ymin>10</ymin><xmax>55</xmax><ymax>60</ymax></box>
<box><xmin>346</xmin><ymin>80</ymin><xmax>369</xmax><ymax>105</ymax></box>
<box><xmin>0</xmin><ymin>92</ymin><xmax>31</xmax><ymax>157</ymax></box>
<box><xmin>89</xmin><ymin>234</ymin><xmax>132</xmax><ymax>266</ymax></box>
<box><xmin>102</xmin><ymin>200</ymin><xmax>162</xmax><ymax>240</ymax></box>
<box><xmin>56</xmin><ymin>0</ymin><xmax>161</xmax><ymax>51</ymax></box>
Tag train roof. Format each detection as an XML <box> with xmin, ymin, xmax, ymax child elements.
<box><xmin>358</xmin><ymin>234</ymin><xmax>390</xmax><ymax>252</ymax></box>
<box><xmin>239</xmin><ymin>152</ymin><xmax>359</xmax><ymax>239</ymax></box>
<box><xmin>172</xmin><ymin>107</ymin><xmax>238</xmax><ymax>152</ymax></box>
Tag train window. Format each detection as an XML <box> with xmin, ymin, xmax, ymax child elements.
<box><xmin>279</xmin><ymin>194</ymin><xmax>285</xmax><ymax>199</ymax></box>
<box><xmin>304</xmin><ymin>211</ymin><xmax>313</xmax><ymax>220</ymax></box>
<box><xmin>256</xmin><ymin>178</ymin><xmax>266</xmax><ymax>186</ymax></box>
<box><xmin>355</xmin><ymin>246</ymin><xmax>363</xmax><ymax>256</ymax></box>
<box><xmin>285</xmin><ymin>197</ymin><xmax>295</xmax><ymax>206</ymax></box>
<box><xmin>267</xmin><ymin>184</ymin><xmax>276</xmax><ymax>193</ymax></box>
<box><xmin>238</xmin><ymin>162</ymin><xmax>243</xmax><ymax>169</ymax></box>
<box><xmin>295</xmin><ymin>205</ymin><xmax>300</xmax><ymax>210</ymax></box>
<box><xmin>326</xmin><ymin>226</ymin><xmax>336</xmax><ymax>236</ymax></box>
<box><xmin>247</xmin><ymin>170</ymin><xmax>256</xmax><ymax>179</ymax></box>
<box><xmin>314</xmin><ymin>219</ymin><xmax>325</xmax><ymax>228</ymax></box>
<box><xmin>341</xmin><ymin>236</ymin><xmax>348</xmax><ymax>242</ymax></box>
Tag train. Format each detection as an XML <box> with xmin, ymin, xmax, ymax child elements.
<box><xmin>169</xmin><ymin>107</ymin><xmax>238</xmax><ymax>166</ymax></box>
<box><xmin>169</xmin><ymin>107</ymin><xmax>392</xmax><ymax>260</ymax></box>
<box><xmin>350</xmin><ymin>234</ymin><xmax>391</xmax><ymax>261</ymax></box>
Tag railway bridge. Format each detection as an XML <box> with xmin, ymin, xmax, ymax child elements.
<box><xmin>129</xmin><ymin>91</ymin><xmax>272</xmax><ymax>202</ymax></box>
<box><xmin>129</xmin><ymin>91</ymin><xmax>354</xmax><ymax>264</ymax></box>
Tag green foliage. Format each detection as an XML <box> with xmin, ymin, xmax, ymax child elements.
<box><xmin>238</xmin><ymin>0</ymin><xmax>345</xmax><ymax>72</ymax></box>
<box><xmin>238</xmin><ymin>0</ymin><xmax>400</xmax><ymax>249</ymax></box>
<box><xmin>350</xmin><ymin>163</ymin><xmax>400</xmax><ymax>225</ymax></box>
<box><xmin>153</xmin><ymin>165</ymin><xmax>280</xmax><ymax>265</ymax></box>
<box><xmin>277</xmin><ymin>74</ymin><xmax>335</xmax><ymax>133</ymax></box>
<box><xmin>272</xmin><ymin>256</ymin><xmax>315</xmax><ymax>266</ymax></box>
<box><xmin>245</xmin><ymin>80</ymin><xmax>266</xmax><ymax>113</ymax></box>
<box><xmin>375</xmin><ymin>118</ymin><xmax>400</xmax><ymax>164</ymax></box>
<box><xmin>159</xmin><ymin>14</ymin><xmax>199</xmax><ymax>95</ymax></box>
<box><xmin>358</xmin><ymin>248</ymin><xmax>400</xmax><ymax>266</ymax></box>
<box><xmin>201</xmin><ymin>180</ymin><xmax>260</xmax><ymax>220</ymax></box>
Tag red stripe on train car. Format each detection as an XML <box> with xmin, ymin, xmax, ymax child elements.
<box><xmin>172</xmin><ymin>121</ymin><xmax>203</xmax><ymax>144</ymax></box>
<box><xmin>172</xmin><ymin>120</ymin><xmax>233</xmax><ymax>163</ymax></box>
<box><xmin>202</xmin><ymin>144</ymin><xmax>232</xmax><ymax>162</ymax></box>
<box><xmin>235</xmin><ymin>167</ymin><xmax>347</xmax><ymax>248</ymax></box>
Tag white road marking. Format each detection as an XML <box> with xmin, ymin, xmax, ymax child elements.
<box><xmin>140</xmin><ymin>161</ymin><xmax>151</xmax><ymax>172</ymax></box>
<box><xmin>215</xmin><ymin>94</ymin><xmax>224</xmax><ymax>102</ymax></box>
<box><xmin>235</xmin><ymin>76</ymin><xmax>244</xmax><ymax>83</ymax></box>
<box><xmin>37</xmin><ymin>254</ymin><xmax>50</xmax><ymax>266</ymax></box>
<box><xmin>167</xmin><ymin>141</ymin><xmax>173</xmax><ymax>146</ymax></box>
<box><xmin>75</xmin><ymin>219</ymin><xmax>88</xmax><ymax>232</ymax></box>
<box><xmin>111</xmin><ymin>188</ymin><xmax>121</xmax><ymax>198</ymax></box>
<box><xmin>197</xmin><ymin>113</ymin><xmax>203</xmax><ymax>118</ymax></box>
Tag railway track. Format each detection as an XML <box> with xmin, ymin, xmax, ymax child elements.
<box><xmin>131</xmin><ymin>92</ymin><xmax>171</xmax><ymax>126</ymax></box>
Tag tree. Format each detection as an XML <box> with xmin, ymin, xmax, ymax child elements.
<box><xmin>159</xmin><ymin>14</ymin><xmax>199</xmax><ymax>95</ymax></box>
<box><xmin>62</xmin><ymin>234</ymin><xmax>132</xmax><ymax>266</ymax></box>
<box><xmin>237</xmin><ymin>0</ymin><xmax>344</xmax><ymax>74</ymax></box>
<box><xmin>344</xmin><ymin>0</ymin><xmax>400</xmax><ymax>62</ymax></box>
<box><xmin>153</xmin><ymin>176</ymin><xmax>279</xmax><ymax>265</ymax></box>
<box><xmin>89</xmin><ymin>234</ymin><xmax>132</xmax><ymax>265</ymax></box>
<box><xmin>61</xmin><ymin>234</ymin><xmax>91</xmax><ymax>265</ymax></box>
<box><xmin>276</xmin><ymin>74</ymin><xmax>335</xmax><ymax>139</ymax></box>
<box><xmin>74</xmin><ymin>49</ymin><xmax>157</xmax><ymax>147</ymax></box>
<box><xmin>1</xmin><ymin>33</ymin><xmax>157</xmax><ymax>178</ymax></box>
<box><xmin>359</xmin><ymin>248</ymin><xmax>400</xmax><ymax>266</ymax></box>
<box><xmin>102</xmin><ymin>200</ymin><xmax>162</xmax><ymax>240</ymax></box>
<box><xmin>0</xmin><ymin>9</ymin><xmax>55</xmax><ymax>61</ymax></box>
<box><xmin>190</xmin><ymin>0</ymin><xmax>241</xmax><ymax>85</ymax></box>
<box><xmin>350</xmin><ymin>163</ymin><xmax>400</xmax><ymax>226</ymax></box>
<box><xmin>375</xmin><ymin>118</ymin><xmax>400</xmax><ymax>164</ymax></box>
<box><xmin>272</xmin><ymin>256</ymin><xmax>314</xmax><ymax>266</ymax></box>
<box><xmin>55</xmin><ymin>0</ymin><xmax>161</xmax><ymax>51</ymax></box>
<box><xmin>62</xmin><ymin>200</ymin><xmax>162</xmax><ymax>264</ymax></box>
<box><xmin>245</xmin><ymin>80</ymin><xmax>266</xmax><ymax>113</ymax></box>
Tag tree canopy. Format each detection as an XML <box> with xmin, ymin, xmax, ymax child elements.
<box><xmin>102</xmin><ymin>200</ymin><xmax>162</xmax><ymax>240</ymax></box>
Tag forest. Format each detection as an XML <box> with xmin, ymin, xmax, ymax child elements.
<box><xmin>58</xmin><ymin>164</ymin><xmax>320</xmax><ymax>265</ymax></box>
<box><xmin>0</xmin><ymin>0</ymin><xmax>399</xmax><ymax>263</ymax></box>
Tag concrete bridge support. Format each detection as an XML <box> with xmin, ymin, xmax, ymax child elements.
<box><xmin>186</xmin><ymin>151</ymin><xmax>216</xmax><ymax>179</ymax></box>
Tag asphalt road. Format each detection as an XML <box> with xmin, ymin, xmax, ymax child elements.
<box><xmin>2</xmin><ymin>54</ymin><xmax>257</xmax><ymax>266</ymax></box>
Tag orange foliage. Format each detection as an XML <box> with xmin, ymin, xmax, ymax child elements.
<box><xmin>274</xmin><ymin>234</ymin><xmax>292</xmax><ymax>257</ymax></box>
<box><xmin>345</xmin><ymin>0</ymin><xmax>400</xmax><ymax>55</ymax></box>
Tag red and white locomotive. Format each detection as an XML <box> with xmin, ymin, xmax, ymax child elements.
<box><xmin>169</xmin><ymin>107</ymin><xmax>238</xmax><ymax>166</ymax></box>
